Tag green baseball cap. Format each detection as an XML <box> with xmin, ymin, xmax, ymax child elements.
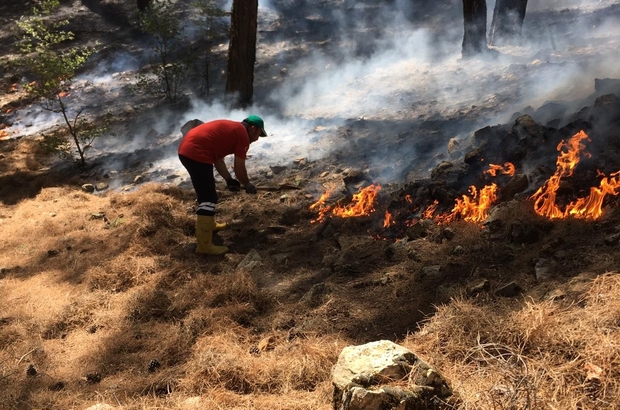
<box><xmin>244</xmin><ymin>115</ymin><xmax>267</xmax><ymax>137</ymax></box>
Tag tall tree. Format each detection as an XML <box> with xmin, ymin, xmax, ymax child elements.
<box><xmin>461</xmin><ymin>0</ymin><xmax>488</xmax><ymax>58</ymax></box>
<box><xmin>225</xmin><ymin>0</ymin><xmax>258</xmax><ymax>108</ymax></box>
<box><xmin>489</xmin><ymin>0</ymin><xmax>528</xmax><ymax>46</ymax></box>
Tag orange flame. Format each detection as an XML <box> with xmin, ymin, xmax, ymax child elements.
<box><xmin>450</xmin><ymin>183</ymin><xmax>499</xmax><ymax>223</ymax></box>
<box><xmin>422</xmin><ymin>200</ymin><xmax>439</xmax><ymax>219</ymax></box>
<box><xmin>485</xmin><ymin>162</ymin><xmax>515</xmax><ymax>177</ymax></box>
<box><xmin>405</xmin><ymin>194</ymin><xmax>413</xmax><ymax>204</ymax></box>
<box><xmin>310</xmin><ymin>185</ymin><xmax>381</xmax><ymax>223</ymax></box>
<box><xmin>332</xmin><ymin>185</ymin><xmax>381</xmax><ymax>218</ymax></box>
<box><xmin>530</xmin><ymin>130</ymin><xmax>591</xmax><ymax>219</ymax></box>
<box><xmin>309</xmin><ymin>190</ymin><xmax>332</xmax><ymax>223</ymax></box>
<box><xmin>563</xmin><ymin>171</ymin><xmax>620</xmax><ymax>219</ymax></box>
<box><xmin>383</xmin><ymin>210</ymin><xmax>392</xmax><ymax>228</ymax></box>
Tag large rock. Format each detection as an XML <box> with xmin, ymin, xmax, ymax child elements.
<box><xmin>332</xmin><ymin>340</ymin><xmax>452</xmax><ymax>410</ymax></box>
<box><xmin>512</xmin><ymin>115</ymin><xmax>546</xmax><ymax>149</ymax></box>
<box><xmin>84</xmin><ymin>405</ymin><xmax>115</xmax><ymax>410</ymax></box>
<box><xmin>180</xmin><ymin>119</ymin><xmax>204</xmax><ymax>137</ymax></box>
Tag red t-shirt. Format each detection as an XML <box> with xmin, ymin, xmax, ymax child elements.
<box><xmin>178</xmin><ymin>120</ymin><xmax>250</xmax><ymax>164</ymax></box>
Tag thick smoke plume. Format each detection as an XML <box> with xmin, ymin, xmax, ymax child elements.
<box><xmin>5</xmin><ymin>0</ymin><xmax>620</xmax><ymax>186</ymax></box>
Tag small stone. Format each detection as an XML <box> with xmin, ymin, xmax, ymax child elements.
<box><xmin>86</xmin><ymin>372</ymin><xmax>102</xmax><ymax>384</ymax></box>
<box><xmin>148</xmin><ymin>359</ymin><xmax>161</xmax><ymax>373</ymax></box>
<box><xmin>300</xmin><ymin>282</ymin><xmax>327</xmax><ymax>307</ymax></box>
<box><xmin>535</xmin><ymin>258</ymin><xmax>553</xmax><ymax>281</ymax></box>
<box><xmin>26</xmin><ymin>364</ymin><xmax>37</xmax><ymax>376</ymax></box>
<box><xmin>468</xmin><ymin>279</ymin><xmax>490</xmax><ymax>295</ymax></box>
<box><xmin>420</xmin><ymin>265</ymin><xmax>442</xmax><ymax>279</ymax></box>
<box><xmin>452</xmin><ymin>245</ymin><xmax>464</xmax><ymax>255</ymax></box>
<box><xmin>133</xmin><ymin>175</ymin><xmax>144</xmax><ymax>184</ymax></box>
<box><xmin>269</xmin><ymin>165</ymin><xmax>287</xmax><ymax>175</ymax></box>
<box><xmin>95</xmin><ymin>182</ymin><xmax>109</xmax><ymax>191</ymax></box>
<box><xmin>81</xmin><ymin>184</ymin><xmax>95</xmax><ymax>193</ymax></box>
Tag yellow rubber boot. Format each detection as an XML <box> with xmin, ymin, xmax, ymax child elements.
<box><xmin>196</xmin><ymin>215</ymin><xmax>228</xmax><ymax>255</ymax></box>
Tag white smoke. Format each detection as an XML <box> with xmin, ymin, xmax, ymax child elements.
<box><xmin>163</xmin><ymin>0</ymin><xmax>620</xmax><ymax>182</ymax></box>
<box><xmin>6</xmin><ymin>0</ymin><xmax>620</xmax><ymax>185</ymax></box>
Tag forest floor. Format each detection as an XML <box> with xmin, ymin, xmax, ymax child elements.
<box><xmin>1</xmin><ymin>1</ymin><xmax>620</xmax><ymax>409</ymax></box>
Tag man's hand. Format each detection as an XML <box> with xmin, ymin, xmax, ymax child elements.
<box><xmin>245</xmin><ymin>183</ymin><xmax>257</xmax><ymax>194</ymax></box>
<box><xmin>226</xmin><ymin>178</ymin><xmax>241</xmax><ymax>192</ymax></box>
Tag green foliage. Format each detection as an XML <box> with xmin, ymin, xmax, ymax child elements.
<box><xmin>139</xmin><ymin>0</ymin><xmax>189</xmax><ymax>103</ymax></box>
<box><xmin>17</xmin><ymin>0</ymin><xmax>94</xmax><ymax>101</ymax></box>
<box><xmin>15</xmin><ymin>0</ymin><xmax>104</xmax><ymax>167</ymax></box>
<box><xmin>40</xmin><ymin>112</ymin><xmax>114</xmax><ymax>163</ymax></box>
<box><xmin>190</xmin><ymin>0</ymin><xmax>229</xmax><ymax>96</ymax></box>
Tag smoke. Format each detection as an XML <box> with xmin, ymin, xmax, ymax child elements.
<box><xmin>159</xmin><ymin>0</ymin><xmax>620</xmax><ymax>185</ymax></box>
<box><xmin>528</xmin><ymin>0</ymin><xmax>619</xmax><ymax>12</ymax></box>
<box><xmin>6</xmin><ymin>0</ymin><xmax>620</xmax><ymax>187</ymax></box>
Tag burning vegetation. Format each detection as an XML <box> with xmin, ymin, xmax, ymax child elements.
<box><xmin>311</xmin><ymin>130</ymin><xmax>620</xmax><ymax>238</ymax></box>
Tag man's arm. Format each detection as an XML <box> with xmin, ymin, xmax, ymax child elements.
<box><xmin>233</xmin><ymin>155</ymin><xmax>250</xmax><ymax>185</ymax></box>
<box><xmin>214</xmin><ymin>159</ymin><xmax>232</xmax><ymax>181</ymax></box>
<box><xmin>233</xmin><ymin>155</ymin><xmax>257</xmax><ymax>194</ymax></box>
<box><xmin>215</xmin><ymin>158</ymin><xmax>242</xmax><ymax>191</ymax></box>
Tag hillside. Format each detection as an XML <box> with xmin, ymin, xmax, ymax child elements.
<box><xmin>2</xmin><ymin>1</ymin><xmax>620</xmax><ymax>409</ymax></box>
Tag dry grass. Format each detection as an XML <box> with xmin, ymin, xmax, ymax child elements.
<box><xmin>181</xmin><ymin>326</ymin><xmax>341</xmax><ymax>394</ymax></box>
<box><xmin>404</xmin><ymin>273</ymin><xmax>620</xmax><ymax>410</ymax></box>
<box><xmin>0</xmin><ymin>183</ymin><xmax>340</xmax><ymax>409</ymax></box>
<box><xmin>2</xmin><ymin>182</ymin><xmax>620</xmax><ymax>409</ymax></box>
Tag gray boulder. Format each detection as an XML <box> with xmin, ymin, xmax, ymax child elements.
<box><xmin>181</xmin><ymin>119</ymin><xmax>204</xmax><ymax>137</ymax></box>
<box><xmin>332</xmin><ymin>340</ymin><xmax>453</xmax><ymax>410</ymax></box>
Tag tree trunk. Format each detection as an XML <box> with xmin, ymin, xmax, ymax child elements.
<box><xmin>461</xmin><ymin>0</ymin><xmax>488</xmax><ymax>58</ymax></box>
<box><xmin>489</xmin><ymin>0</ymin><xmax>528</xmax><ymax>46</ymax></box>
<box><xmin>225</xmin><ymin>0</ymin><xmax>257</xmax><ymax>108</ymax></box>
